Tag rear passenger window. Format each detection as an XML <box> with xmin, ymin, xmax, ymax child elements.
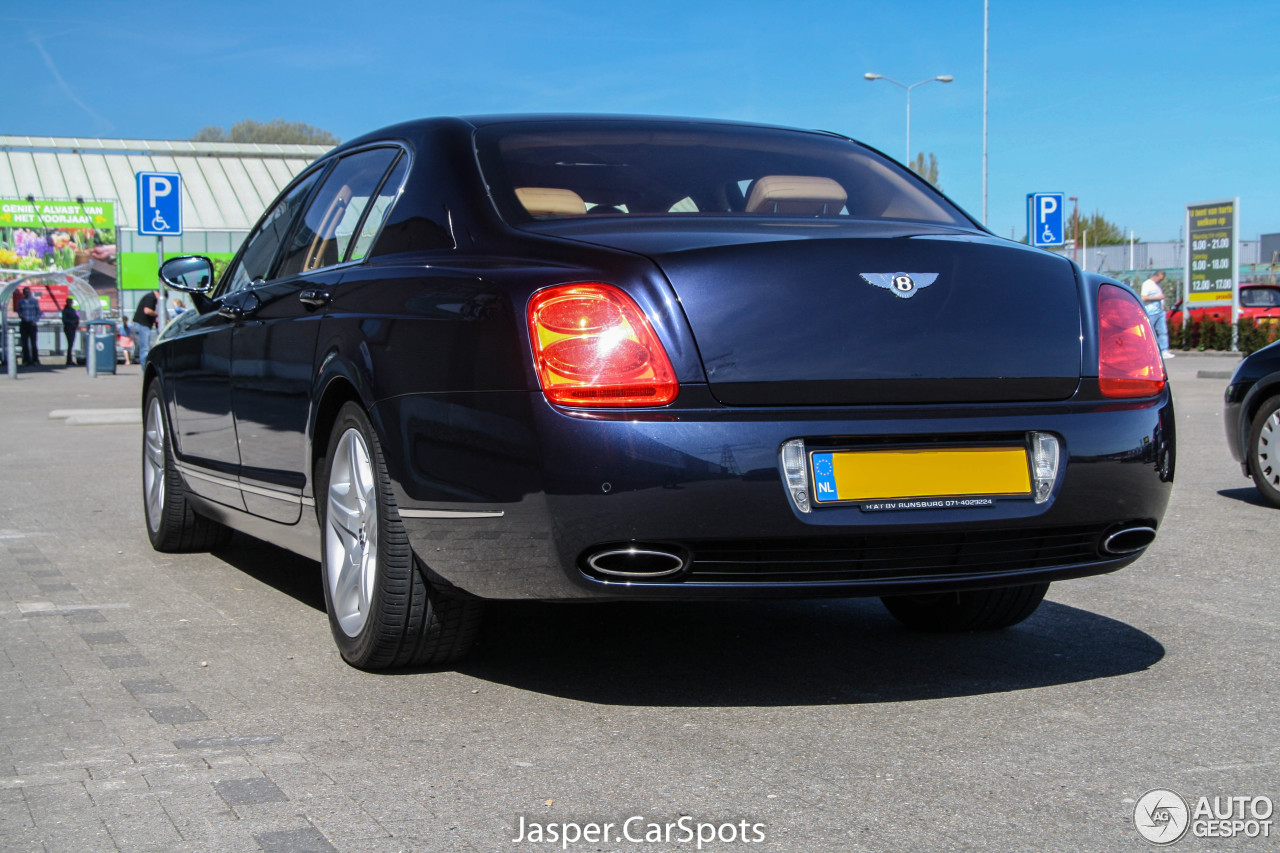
<box><xmin>349</xmin><ymin>157</ymin><xmax>407</xmax><ymax>262</ymax></box>
<box><xmin>277</xmin><ymin>148</ymin><xmax>401</xmax><ymax>277</ymax></box>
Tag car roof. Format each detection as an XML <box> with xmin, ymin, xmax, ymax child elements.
<box><xmin>333</xmin><ymin>114</ymin><xmax>851</xmax><ymax>154</ymax></box>
<box><xmin>459</xmin><ymin>113</ymin><xmax>845</xmax><ymax>135</ymax></box>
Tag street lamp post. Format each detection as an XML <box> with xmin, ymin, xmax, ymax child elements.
<box><xmin>864</xmin><ymin>72</ymin><xmax>954</xmax><ymax>165</ymax></box>
<box><xmin>983</xmin><ymin>0</ymin><xmax>989</xmax><ymax>225</ymax></box>
<box><xmin>1068</xmin><ymin>196</ymin><xmax>1079</xmax><ymax>263</ymax></box>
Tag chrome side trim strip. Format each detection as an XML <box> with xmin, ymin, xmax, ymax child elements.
<box><xmin>177</xmin><ymin>463</ymin><xmax>311</xmax><ymax>506</ymax></box>
<box><xmin>239</xmin><ymin>480</ymin><xmax>302</xmax><ymax>503</ymax></box>
<box><xmin>178</xmin><ymin>464</ymin><xmax>238</xmax><ymax>490</ymax></box>
<box><xmin>177</xmin><ymin>463</ymin><xmax>482</xmax><ymax>516</ymax></box>
<box><xmin>398</xmin><ymin>509</ymin><xmax>506</xmax><ymax>519</ymax></box>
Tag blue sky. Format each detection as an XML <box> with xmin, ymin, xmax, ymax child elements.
<box><xmin>6</xmin><ymin>0</ymin><xmax>1278</xmax><ymax>243</ymax></box>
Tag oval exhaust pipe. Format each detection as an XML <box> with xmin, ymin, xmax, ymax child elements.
<box><xmin>1101</xmin><ymin>526</ymin><xmax>1156</xmax><ymax>555</ymax></box>
<box><xmin>586</xmin><ymin>546</ymin><xmax>688</xmax><ymax>579</ymax></box>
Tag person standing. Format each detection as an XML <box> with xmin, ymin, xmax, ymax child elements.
<box><xmin>61</xmin><ymin>297</ymin><xmax>80</xmax><ymax>365</ymax></box>
<box><xmin>1140</xmin><ymin>270</ymin><xmax>1174</xmax><ymax>358</ymax></box>
<box><xmin>132</xmin><ymin>290</ymin><xmax>159</xmax><ymax>366</ymax></box>
<box><xmin>17</xmin><ymin>287</ymin><xmax>42</xmax><ymax>366</ymax></box>
<box><xmin>117</xmin><ymin>316</ymin><xmax>132</xmax><ymax>365</ymax></box>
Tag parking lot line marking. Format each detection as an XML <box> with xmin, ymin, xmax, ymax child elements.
<box><xmin>17</xmin><ymin>601</ymin><xmax>132</xmax><ymax>616</ymax></box>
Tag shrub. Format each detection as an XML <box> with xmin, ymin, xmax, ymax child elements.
<box><xmin>1172</xmin><ymin>317</ymin><xmax>1280</xmax><ymax>354</ymax></box>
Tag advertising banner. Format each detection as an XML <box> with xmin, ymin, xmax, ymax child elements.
<box><xmin>0</xmin><ymin>198</ymin><xmax>115</xmax><ymax>230</ymax></box>
<box><xmin>1185</xmin><ymin>199</ymin><xmax>1238</xmax><ymax>307</ymax></box>
<box><xmin>0</xmin><ymin>198</ymin><xmax>116</xmax><ymax>272</ymax></box>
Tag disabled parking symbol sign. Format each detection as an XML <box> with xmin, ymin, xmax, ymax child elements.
<box><xmin>1027</xmin><ymin>192</ymin><xmax>1064</xmax><ymax>248</ymax></box>
<box><xmin>136</xmin><ymin>171</ymin><xmax>183</xmax><ymax>236</ymax></box>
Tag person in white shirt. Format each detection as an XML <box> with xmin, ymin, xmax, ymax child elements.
<box><xmin>1140</xmin><ymin>270</ymin><xmax>1173</xmax><ymax>358</ymax></box>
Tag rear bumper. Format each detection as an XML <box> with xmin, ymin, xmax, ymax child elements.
<box><xmin>373</xmin><ymin>387</ymin><xmax>1175</xmax><ymax>600</ymax></box>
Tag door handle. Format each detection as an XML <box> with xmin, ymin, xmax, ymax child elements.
<box><xmin>299</xmin><ymin>288</ymin><xmax>331</xmax><ymax>308</ymax></box>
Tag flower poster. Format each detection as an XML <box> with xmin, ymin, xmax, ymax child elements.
<box><xmin>0</xmin><ymin>199</ymin><xmax>115</xmax><ymax>271</ymax></box>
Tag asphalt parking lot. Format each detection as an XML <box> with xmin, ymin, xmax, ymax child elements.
<box><xmin>1</xmin><ymin>354</ymin><xmax>1275</xmax><ymax>853</ymax></box>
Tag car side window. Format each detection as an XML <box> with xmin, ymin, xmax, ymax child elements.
<box><xmin>221</xmin><ymin>170</ymin><xmax>323</xmax><ymax>295</ymax></box>
<box><xmin>276</xmin><ymin>148</ymin><xmax>401</xmax><ymax>277</ymax></box>
<box><xmin>348</xmin><ymin>156</ymin><xmax>408</xmax><ymax>262</ymax></box>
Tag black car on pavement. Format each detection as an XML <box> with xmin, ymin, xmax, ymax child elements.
<box><xmin>1225</xmin><ymin>339</ymin><xmax>1280</xmax><ymax>507</ymax></box>
<box><xmin>142</xmin><ymin>115</ymin><xmax>1176</xmax><ymax>669</ymax></box>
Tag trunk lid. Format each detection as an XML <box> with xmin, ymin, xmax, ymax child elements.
<box><xmin>544</xmin><ymin>221</ymin><xmax>1083</xmax><ymax>406</ymax></box>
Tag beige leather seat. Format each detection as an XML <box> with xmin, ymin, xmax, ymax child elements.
<box><xmin>515</xmin><ymin>187</ymin><xmax>587</xmax><ymax>217</ymax></box>
<box><xmin>745</xmin><ymin>175</ymin><xmax>847</xmax><ymax>215</ymax></box>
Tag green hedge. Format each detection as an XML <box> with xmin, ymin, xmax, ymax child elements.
<box><xmin>1171</xmin><ymin>318</ymin><xmax>1280</xmax><ymax>354</ymax></box>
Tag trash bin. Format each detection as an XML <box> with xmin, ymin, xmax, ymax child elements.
<box><xmin>87</xmin><ymin>321</ymin><xmax>117</xmax><ymax>375</ymax></box>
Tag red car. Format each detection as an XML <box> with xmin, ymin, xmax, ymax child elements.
<box><xmin>1168</xmin><ymin>283</ymin><xmax>1280</xmax><ymax>329</ymax></box>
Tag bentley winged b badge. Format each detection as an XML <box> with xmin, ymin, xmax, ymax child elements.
<box><xmin>860</xmin><ymin>272</ymin><xmax>939</xmax><ymax>299</ymax></box>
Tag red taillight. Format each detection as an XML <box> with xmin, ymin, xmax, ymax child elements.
<box><xmin>1098</xmin><ymin>283</ymin><xmax>1166</xmax><ymax>398</ymax></box>
<box><xmin>528</xmin><ymin>284</ymin><xmax>678</xmax><ymax>406</ymax></box>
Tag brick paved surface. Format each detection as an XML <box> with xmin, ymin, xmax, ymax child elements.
<box><xmin>1</xmin><ymin>358</ymin><xmax>1277</xmax><ymax>853</ymax></box>
<box><xmin>0</xmin><ymin>365</ymin><xmax>460</xmax><ymax>852</ymax></box>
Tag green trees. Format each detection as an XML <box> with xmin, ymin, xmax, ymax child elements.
<box><xmin>908</xmin><ymin>152</ymin><xmax>940</xmax><ymax>189</ymax></box>
<box><xmin>1070</xmin><ymin>210</ymin><xmax>1129</xmax><ymax>245</ymax></box>
<box><xmin>1020</xmin><ymin>210</ymin><xmax>1133</xmax><ymax>246</ymax></box>
<box><xmin>192</xmin><ymin>119</ymin><xmax>339</xmax><ymax>146</ymax></box>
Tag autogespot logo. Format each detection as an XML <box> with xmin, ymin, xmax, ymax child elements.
<box><xmin>1133</xmin><ymin>789</ymin><xmax>1275</xmax><ymax>843</ymax></box>
<box><xmin>1135</xmin><ymin>789</ymin><xmax>1190</xmax><ymax>845</ymax></box>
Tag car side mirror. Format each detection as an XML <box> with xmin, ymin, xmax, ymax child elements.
<box><xmin>160</xmin><ymin>256</ymin><xmax>216</xmax><ymax>294</ymax></box>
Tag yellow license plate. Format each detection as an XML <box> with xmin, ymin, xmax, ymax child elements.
<box><xmin>810</xmin><ymin>446</ymin><xmax>1032</xmax><ymax>504</ymax></box>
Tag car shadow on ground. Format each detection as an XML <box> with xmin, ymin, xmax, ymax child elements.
<box><xmin>1217</xmin><ymin>486</ymin><xmax>1272</xmax><ymax>508</ymax></box>
<box><xmin>207</xmin><ymin>537</ymin><xmax>1165</xmax><ymax>707</ymax></box>
<box><xmin>212</xmin><ymin>534</ymin><xmax>327</xmax><ymax>612</ymax></box>
<box><xmin>458</xmin><ymin>597</ymin><xmax>1164</xmax><ymax>707</ymax></box>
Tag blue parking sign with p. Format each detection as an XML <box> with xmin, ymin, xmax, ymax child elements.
<box><xmin>136</xmin><ymin>171</ymin><xmax>183</xmax><ymax>236</ymax></box>
<box><xmin>1028</xmin><ymin>192</ymin><xmax>1064</xmax><ymax>248</ymax></box>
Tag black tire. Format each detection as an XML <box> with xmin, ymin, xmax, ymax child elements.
<box><xmin>142</xmin><ymin>383</ymin><xmax>232</xmax><ymax>552</ymax></box>
<box><xmin>1246</xmin><ymin>395</ymin><xmax>1280</xmax><ymax>509</ymax></box>
<box><xmin>316</xmin><ymin>402</ymin><xmax>482</xmax><ymax>669</ymax></box>
<box><xmin>881</xmin><ymin>583</ymin><xmax>1049</xmax><ymax>632</ymax></box>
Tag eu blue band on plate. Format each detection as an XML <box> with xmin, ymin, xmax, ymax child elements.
<box><xmin>812</xmin><ymin>452</ymin><xmax>838</xmax><ymax>502</ymax></box>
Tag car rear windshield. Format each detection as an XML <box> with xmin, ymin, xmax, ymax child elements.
<box><xmin>1241</xmin><ymin>287</ymin><xmax>1280</xmax><ymax>308</ymax></box>
<box><xmin>473</xmin><ymin>120</ymin><xmax>972</xmax><ymax>227</ymax></box>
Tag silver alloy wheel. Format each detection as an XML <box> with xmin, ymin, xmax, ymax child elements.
<box><xmin>1257</xmin><ymin>407</ymin><xmax>1280</xmax><ymax>490</ymax></box>
<box><xmin>143</xmin><ymin>396</ymin><xmax>166</xmax><ymax>533</ymax></box>
<box><xmin>325</xmin><ymin>428</ymin><xmax>379</xmax><ymax>637</ymax></box>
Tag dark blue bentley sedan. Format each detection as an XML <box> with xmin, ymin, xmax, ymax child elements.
<box><xmin>142</xmin><ymin>115</ymin><xmax>1175</xmax><ymax>669</ymax></box>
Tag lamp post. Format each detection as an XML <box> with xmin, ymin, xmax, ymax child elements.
<box><xmin>983</xmin><ymin>0</ymin><xmax>989</xmax><ymax>224</ymax></box>
<box><xmin>864</xmin><ymin>72</ymin><xmax>954</xmax><ymax>165</ymax></box>
<box><xmin>1068</xmin><ymin>196</ymin><xmax>1079</xmax><ymax>263</ymax></box>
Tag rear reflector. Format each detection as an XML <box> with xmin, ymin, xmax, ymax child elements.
<box><xmin>528</xmin><ymin>284</ymin><xmax>678</xmax><ymax>406</ymax></box>
<box><xmin>780</xmin><ymin>439</ymin><xmax>811</xmax><ymax>513</ymax></box>
<box><xmin>1098</xmin><ymin>284</ymin><xmax>1166</xmax><ymax>398</ymax></box>
<box><xmin>1030</xmin><ymin>431</ymin><xmax>1060</xmax><ymax>503</ymax></box>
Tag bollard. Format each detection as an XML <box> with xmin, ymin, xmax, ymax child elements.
<box><xmin>6</xmin><ymin>328</ymin><xmax>15</xmax><ymax>380</ymax></box>
<box><xmin>86</xmin><ymin>328</ymin><xmax>97</xmax><ymax>379</ymax></box>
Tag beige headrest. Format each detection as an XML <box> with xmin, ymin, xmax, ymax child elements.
<box><xmin>745</xmin><ymin>175</ymin><xmax>848</xmax><ymax>215</ymax></box>
<box><xmin>515</xmin><ymin>187</ymin><xmax>587</xmax><ymax>217</ymax></box>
